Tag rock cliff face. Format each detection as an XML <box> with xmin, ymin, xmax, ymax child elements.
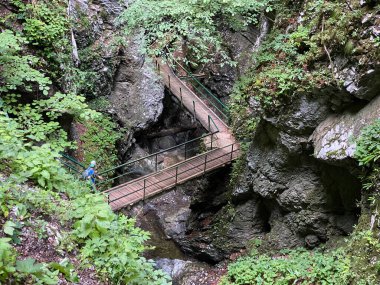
<box><xmin>69</xmin><ymin>0</ymin><xmax>165</xmax><ymax>161</ymax></box>
<box><xmin>70</xmin><ymin>0</ymin><xmax>164</xmax><ymax>131</ymax></box>
<box><xmin>312</xmin><ymin>95</ymin><xmax>380</xmax><ymax>164</ymax></box>
<box><xmin>136</xmin><ymin>95</ymin><xmax>369</xmax><ymax>263</ymax></box>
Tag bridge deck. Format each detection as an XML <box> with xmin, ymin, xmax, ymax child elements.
<box><xmin>106</xmin><ymin>144</ymin><xmax>239</xmax><ymax>210</ymax></box>
<box><xmin>104</xmin><ymin>60</ymin><xmax>239</xmax><ymax>210</ymax></box>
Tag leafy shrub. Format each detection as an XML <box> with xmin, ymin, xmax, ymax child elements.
<box><xmin>78</xmin><ymin>115</ymin><xmax>122</xmax><ymax>179</ymax></box>
<box><xmin>220</xmin><ymin>248</ymin><xmax>352</xmax><ymax>285</ymax></box>
<box><xmin>119</xmin><ymin>0</ymin><xmax>273</xmax><ymax>64</ymax></box>
<box><xmin>0</xmin><ymin>238</ymin><xmax>17</xmax><ymax>282</ymax></box>
<box><xmin>70</xmin><ymin>194</ymin><xmax>114</xmax><ymax>239</ymax></box>
<box><xmin>0</xmin><ymin>30</ymin><xmax>51</xmax><ymax>94</ymax></box>
<box><xmin>68</xmin><ymin>194</ymin><xmax>170</xmax><ymax>284</ymax></box>
<box><xmin>354</xmin><ymin>119</ymin><xmax>380</xmax><ymax>167</ymax></box>
<box><xmin>22</xmin><ymin>0</ymin><xmax>69</xmax><ymax>48</ymax></box>
<box><xmin>80</xmin><ymin>216</ymin><xmax>170</xmax><ymax>284</ymax></box>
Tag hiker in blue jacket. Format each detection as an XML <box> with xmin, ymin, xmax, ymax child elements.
<box><xmin>83</xmin><ymin>160</ymin><xmax>103</xmax><ymax>190</ymax></box>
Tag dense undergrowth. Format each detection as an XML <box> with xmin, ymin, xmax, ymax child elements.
<box><xmin>0</xmin><ymin>0</ymin><xmax>170</xmax><ymax>283</ymax></box>
<box><xmin>220</xmin><ymin>247</ymin><xmax>352</xmax><ymax>285</ymax></box>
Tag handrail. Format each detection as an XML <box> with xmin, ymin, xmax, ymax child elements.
<box><xmin>166</xmin><ymin>54</ymin><xmax>230</xmax><ymax>121</ymax></box>
<box><xmin>58</xmin><ymin>153</ymin><xmax>85</xmax><ymax>175</ymax></box>
<box><xmin>97</xmin><ymin>103</ymin><xmax>220</xmax><ymax>188</ymax></box>
<box><xmin>106</xmin><ymin>142</ymin><xmax>240</xmax><ymax>204</ymax></box>
<box><xmin>103</xmin><ymin>142</ymin><xmax>240</xmax><ymax>193</ymax></box>
<box><xmin>97</xmin><ymin>130</ymin><xmax>219</xmax><ymax>187</ymax></box>
<box><xmin>98</xmin><ymin>124</ymin><xmax>218</xmax><ymax>176</ymax></box>
<box><xmin>59</xmin><ymin>153</ymin><xmax>86</xmax><ymax>169</ymax></box>
<box><xmin>58</xmin><ymin>158</ymin><xmax>82</xmax><ymax>174</ymax></box>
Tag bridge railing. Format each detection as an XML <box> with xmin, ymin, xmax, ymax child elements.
<box><xmin>164</xmin><ymin>55</ymin><xmax>230</xmax><ymax>123</ymax></box>
<box><xmin>58</xmin><ymin>153</ymin><xmax>85</xmax><ymax>175</ymax></box>
<box><xmin>105</xmin><ymin>142</ymin><xmax>240</xmax><ymax>207</ymax></box>
<box><xmin>97</xmin><ymin>114</ymin><xmax>219</xmax><ymax>188</ymax></box>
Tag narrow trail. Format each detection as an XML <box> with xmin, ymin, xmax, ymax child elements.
<box><xmin>104</xmin><ymin>59</ymin><xmax>240</xmax><ymax>211</ymax></box>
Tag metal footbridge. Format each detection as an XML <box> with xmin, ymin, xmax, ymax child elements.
<box><xmin>61</xmin><ymin>57</ymin><xmax>240</xmax><ymax>210</ymax></box>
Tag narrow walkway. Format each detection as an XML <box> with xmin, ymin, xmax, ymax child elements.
<box><xmin>104</xmin><ymin>60</ymin><xmax>239</xmax><ymax>211</ymax></box>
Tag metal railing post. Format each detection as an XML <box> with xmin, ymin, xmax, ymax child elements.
<box><xmin>208</xmin><ymin>115</ymin><xmax>211</xmax><ymax>132</ymax></box>
<box><xmin>155</xmin><ymin>154</ymin><xmax>158</xmax><ymax>172</ymax></box>
<box><xmin>175</xmin><ymin>166</ymin><xmax>178</xmax><ymax>185</ymax></box>
<box><xmin>193</xmin><ymin>101</ymin><xmax>196</xmax><ymax>120</ymax></box>
<box><xmin>204</xmin><ymin>154</ymin><xmax>207</xmax><ymax>174</ymax></box>
<box><xmin>180</xmin><ymin>87</ymin><xmax>183</xmax><ymax>107</ymax></box>
<box><xmin>143</xmin><ymin>178</ymin><xmax>146</xmax><ymax>202</ymax></box>
<box><xmin>184</xmin><ymin>143</ymin><xmax>187</xmax><ymax>159</ymax></box>
<box><xmin>230</xmin><ymin>144</ymin><xmax>234</xmax><ymax>161</ymax></box>
<box><xmin>211</xmin><ymin>133</ymin><xmax>213</xmax><ymax>149</ymax></box>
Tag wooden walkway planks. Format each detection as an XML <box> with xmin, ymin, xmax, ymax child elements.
<box><xmin>107</xmin><ymin>145</ymin><xmax>240</xmax><ymax>210</ymax></box>
<box><xmin>104</xmin><ymin>60</ymin><xmax>240</xmax><ymax>211</ymax></box>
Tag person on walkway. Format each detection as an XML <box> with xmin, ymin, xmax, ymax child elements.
<box><xmin>83</xmin><ymin>160</ymin><xmax>103</xmax><ymax>191</ymax></box>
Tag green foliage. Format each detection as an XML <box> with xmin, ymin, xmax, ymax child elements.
<box><xmin>354</xmin><ymin>119</ymin><xmax>380</xmax><ymax>192</ymax></box>
<box><xmin>3</xmin><ymin>220</ymin><xmax>22</xmax><ymax>244</ymax></box>
<box><xmin>0</xmin><ymin>30</ymin><xmax>51</xmax><ymax>94</ymax></box>
<box><xmin>79</xmin><ymin>115</ymin><xmax>122</xmax><ymax>174</ymax></box>
<box><xmin>15</xmin><ymin>258</ymin><xmax>59</xmax><ymax>285</ymax></box>
<box><xmin>345</xmin><ymin>228</ymin><xmax>380</xmax><ymax>285</ymax></box>
<box><xmin>220</xmin><ymin>248</ymin><xmax>352</xmax><ymax>285</ymax></box>
<box><xmin>355</xmin><ymin>119</ymin><xmax>380</xmax><ymax>168</ymax></box>
<box><xmin>0</xmin><ymin>113</ymin><xmax>71</xmax><ymax>190</ymax></box>
<box><xmin>0</xmin><ymin>237</ymin><xmax>67</xmax><ymax>284</ymax></box>
<box><xmin>70</xmin><ymin>194</ymin><xmax>114</xmax><ymax>239</ymax></box>
<box><xmin>21</xmin><ymin>0</ymin><xmax>69</xmax><ymax>48</ymax></box>
<box><xmin>0</xmin><ymin>238</ymin><xmax>17</xmax><ymax>282</ymax></box>
<box><xmin>67</xmin><ymin>194</ymin><xmax>170</xmax><ymax>284</ymax></box>
<box><xmin>229</xmin><ymin>1</ymin><xmax>365</xmax><ymax>139</ymax></box>
<box><xmin>79</xmin><ymin>215</ymin><xmax>170</xmax><ymax>284</ymax></box>
<box><xmin>49</xmin><ymin>258</ymin><xmax>79</xmax><ymax>283</ymax></box>
<box><xmin>3</xmin><ymin>93</ymin><xmax>98</xmax><ymax>150</ymax></box>
<box><xmin>119</xmin><ymin>0</ymin><xmax>272</xmax><ymax>64</ymax></box>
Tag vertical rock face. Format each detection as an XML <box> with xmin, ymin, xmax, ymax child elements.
<box><xmin>109</xmin><ymin>35</ymin><xmax>164</xmax><ymax>130</ymax></box>
<box><xmin>209</xmin><ymin>93</ymin><xmax>363</xmax><ymax>254</ymax></box>
<box><xmin>134</xmin><ymin>93</ymin><xmax>369</xmax><ymax>263</ymax></box>
<box><xmin>70</xmin><ymin>0</ymin><xmax>165</xmax><ymax>131</ymax></box>
<box><xmin>202</xmin><ymin>16</ymin><xmax>272</xmax><ymax>99</ymax></box>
